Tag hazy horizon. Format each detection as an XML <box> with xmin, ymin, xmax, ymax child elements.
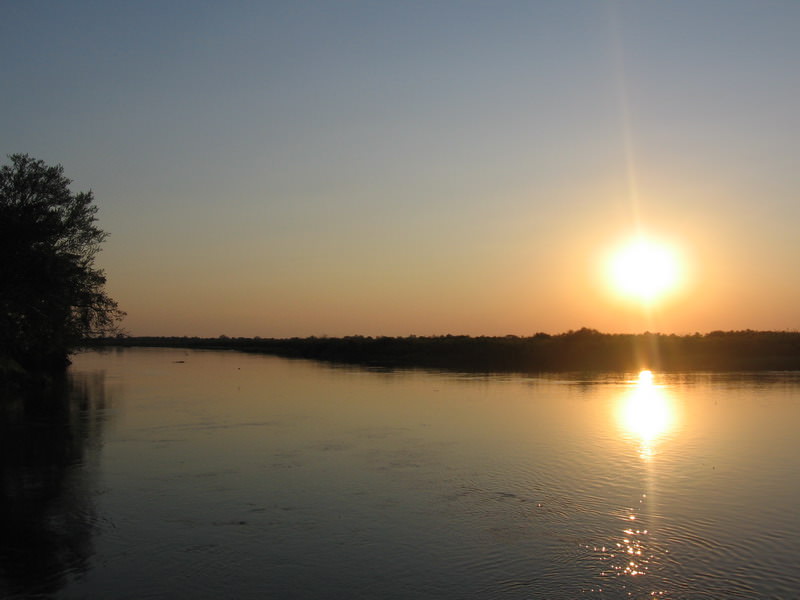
<box><xmin>3</xmin><ymin>1</ymin><xmax>798</xmax><ymax>338</ymax></box>
<box><xmin>107</xmin><ymin>327</ymin><xmax>800</xmax><ymax>339</ymax></box>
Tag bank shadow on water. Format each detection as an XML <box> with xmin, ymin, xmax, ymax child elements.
<box><xmin>0</xmin><ymin>371</ymin><xmax>111</xmax><ymax>598</ymax></box>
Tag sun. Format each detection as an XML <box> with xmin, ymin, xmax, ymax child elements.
<box><xmin>607</xmin><ymin>235</ymin><xmax>681</xmax><ymax>303</ymax></box>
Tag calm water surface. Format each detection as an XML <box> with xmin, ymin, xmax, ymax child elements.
<box><xmin>2</xmin><ymin>348</ymin><xmax>799</xmax><ymax>599</ymax></box>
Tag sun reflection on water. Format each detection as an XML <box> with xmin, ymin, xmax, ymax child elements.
<box><xmin>584</xmin><ymin>370</ymin><xmax>679</xmax><ymax>597</ymax></box>
<box><xmin>618</xmin><ymin>370</ymin><xmax>676</xmax><ymax>459</ymax></box>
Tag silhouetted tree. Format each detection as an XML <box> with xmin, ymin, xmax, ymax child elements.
<box><xmin>0</xmin><ymin>154</ymin><xmax>124</xmax><ymax>373</ymax></box>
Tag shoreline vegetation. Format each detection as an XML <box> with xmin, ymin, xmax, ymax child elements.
<box><xmin>86</xmin><ymin>328</ymin><xmax>800</xmax><ymax>374</ymax></box>
<box><xmin>1</xmin><ymin>155</ymin><xmax>123</xmax><ymax>389</ymax></box>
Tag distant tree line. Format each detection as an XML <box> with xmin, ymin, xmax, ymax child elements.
<box><xmin>90</xmin><ymin>328</ymin><xmax>800</xmax><ymax>373</ymax></box>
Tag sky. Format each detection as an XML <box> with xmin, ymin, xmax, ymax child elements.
<box><xmin>2</xmin><ymin>1</ymin><xmax>799</xmax><ymax>337</ymax></box>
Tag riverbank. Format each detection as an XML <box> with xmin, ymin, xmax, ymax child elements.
<box><xmin>86</xmin><ymin>329</ymin><xmax>800</xmax><ymax>373</ymax></box>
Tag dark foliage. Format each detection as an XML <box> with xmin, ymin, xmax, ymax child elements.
<box><xmin>0</xmin><ymin>155</ymin><xmax>124</xmax><ymax>374</ymax></box>
<box><xmin>92</xmin><ymin>328</ymin><xmax>800</xmax><ymax>373</ymax></box>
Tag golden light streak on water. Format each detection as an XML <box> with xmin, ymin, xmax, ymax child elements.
<box><xmin>618</xmin><ymin>370</ymin><xmax>676</xmax><ymax>460</ymax></box>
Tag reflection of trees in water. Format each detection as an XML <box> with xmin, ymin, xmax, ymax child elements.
<box><xmin>0</xmin><ymin>371</ymin><xmax>109</xmax><ymax>597</ymax></box>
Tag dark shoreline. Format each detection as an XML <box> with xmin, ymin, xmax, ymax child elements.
<box><xmin>85</xmin><ymin>328</ymin><xmax>800</xmax><ymax>374</ymax></box>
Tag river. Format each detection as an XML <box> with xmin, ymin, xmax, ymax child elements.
<box><xmin>2</xmin><ymin>347</ymin><xmax>799</xmax><ymax>598</ymax></box>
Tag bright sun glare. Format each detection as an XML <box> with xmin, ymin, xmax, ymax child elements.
<box><xmin>608</xmin><ymin>236</ymin><xmax>681</xmax><ymax>303</ymax></box>
<box><xmin>618</xmin><ymin>370</ymin><xmax>675</xmax><ymax>459</ymax></box>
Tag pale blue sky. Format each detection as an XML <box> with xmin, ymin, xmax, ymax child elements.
<box><xmin>3</xmin><ymin>1</ymin><xmax>798</xmax><ymax>336</ymax></box>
